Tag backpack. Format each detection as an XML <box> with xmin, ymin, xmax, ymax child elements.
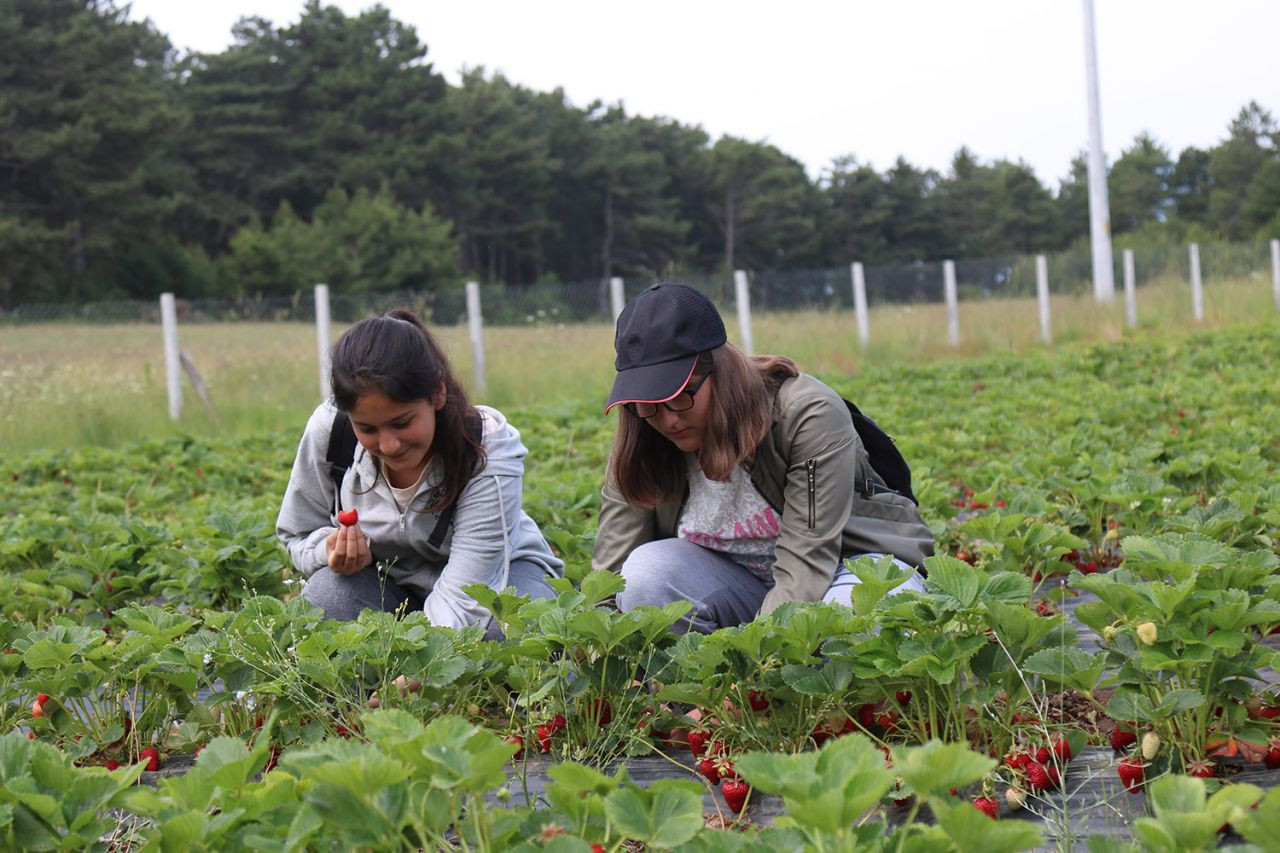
<box><xmin>844</xmin><ymin>399</ymin><xmax>917</xmax><ymax>505</ymax></box>
<box><xmin>325</xmin><ymin>411</ymin><xmax>480</xmax><ymax>549</ymax></box>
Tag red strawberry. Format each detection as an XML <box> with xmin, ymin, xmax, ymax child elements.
<box><xmin>1110</xmin><ymin>728</ymin><xmax>1138</xmax><ymax>753</ymax></box>
<box><xmin>1035</xmin><ymin>746</ymin><xmax>1050</xmax><ymax>765</ymax></box>
<box><xmin>139</xmin><ymin>747</ymin><xmax>161</xmax><ymax>772</ymax></box>
<box><xmin>591</xmin><ymin>846</ymin><xmax>605</xmax><ymax>853</ymax></box>
<box><xmin>748</xmin><ymin>690</ymin><xmax>769</xmax><ymax>712</ymax></box>
<box><xmin>31</xmin><ymin>700</ymin><xmax>44</xmax><ymax>719</ymax></box>
<box><xmin>876</xmin><ymin>710</ymin><xmax>899</xmax><ymax>732</ymax></box>
<box><xmin>1051</xmin><ymin>735</ymin><xmax>1072</xmax><ymax>763</ymax></box>
<box><xmin>588</xmin><ymin>698</ymin><xmax>612</xmax><ymax>727</ymax></box>
<box><xmin>896</xmin><ymin>690</ymin><xmax>912</xmax><ymax>706</ymax></box>
<box><xmin>688</xmin><ymin>728</ymin><xmax>711</xmax><ymax>758</ymax></box>
<box><xmin>550</xmin><ymin>713</ymin><xmax>567</xmax><ymax>733</ymax></box>
<box><xmin>35</xmin><ymin>693</ymin><xmax>49</xmax><ymax>707</ymax></box>
<box><xmin>1024</xmin><ymin>761</ymin><xmax>1051</xmax><ymax>791</ymax></box>
<box><xmin>506</xmin><ymin>734</ymin><xmax>524</xmax><ymax>761</ymax></box>
<box><xmin>699</xmin><ymin>756</ymin><xmax>722</xmax><ymax>784</ymax></box>
<box><xmin>104</xmin><ymin>759</ymin><xmax>120</xmax><ymax>770</ymax></box>
<box><xmin>1264</xmin><ymin>738</ymin><xmax>1280</xmax><ymax>770</ymax></box>
<box><xmin>721</xmin><ymin>778</ymin><xmax>750</xmax><ymax>814</ymax></box>
<box><xmin>1005</xmin><ymin>751</ymin><xmax>1028</xmax><ymax>770</ymax></box>
<box><xmin>973</xmin><ymin>796</ymin><xmax>999</xmax><ymax>819</ymax></box>
<box><xmin>337</xmin><ymin>508</ymin><xmax>358</xmax><ymax>526</ymax></box>
<box><xmin>1186</xmin><ymin>759</ymin><xmax>1215</xmax><ymax>778</ymax></box>
<box><xmin>536</xmin><ymin>724</ymin><xmax>553</xmax><ymax>753</ymax></box>
<box><xmin>857</xmin><ymin>704</ymin><xmax>877</xmax><ymax>728</ymax></box>
<box><xmin>1117</xmin><ymin>758</ymin><xmax>1146</xmax><ymax>793</ymax></box>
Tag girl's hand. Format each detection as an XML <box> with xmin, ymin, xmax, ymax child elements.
<box><xmin>326</xmin><ymin>523</ymin><xmax>372</xmax><ymax>575</ymax></box>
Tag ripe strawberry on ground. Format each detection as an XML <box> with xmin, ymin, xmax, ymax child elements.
<box><xmin>139</xmin><ymin>747</ymin><xmax>161</xmax><ymax>772</ymax></box>
<box><xmin>721</xmin><ymin>778</ymin><xmax>750</xmax><ymax>814</ymax></box>
<box><xmin>973</xmin><ymin>796</ymin><xmax>999</xmax><ymax>819</ymax></box>
<box><xmin>337</xmin><ymin>508</ymin><xmax>358</xmax><ymax>526</ymax></box>
<box><xmin>1117</xmin><ymin>758</ymin><xmax>1146</xmax><ymax>793</ymax></box>
<box><xmin>1110</xmin><ymin>727</ymin><xmax>1138</xmax><ymax>753</ymax></box>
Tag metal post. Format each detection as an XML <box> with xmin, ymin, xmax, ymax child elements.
<box><xmin>1082</xmin><ymin>0</ymin><xmax>1116</xmax><ymax>302</ymax></box>
<box><xmin>944</xmin><ymin>260</ymin><xmax>960</xmax><ymax>346</ymax></box>
<box><xmin>1035</xmin><ymin>254</ymin><xmax>1052</xmax><ymax>343</ymax></box>
<box><xmin>160</xmin><ymin>293</ymin><xmax>183</xmax><ymax>421</ymax></box>
<box><xmin>315</xmin><ymin>283</ymin><xmax>331</xmax><ymax>400</ymax></box>
<box><xmin>733</xmin><ymin>269</ymin><xmax>754</xmax><ymax>355</ymax></box>
<box><xmin>465</xmin><ymin>281</ymin><xmax>486</xmax><ymax>397</ymax></box>
<box><xmin>1189</xmin><ymin>243</ymin><xmax>1204</xmax><ymax>323</ymax></box>
<box><xmin>1271</xmin><ymin>239</ymin><xmax>1280</xmax><ymax>312</ymax></box>
<box><xmin>610</xmin><ymin>276</ymin><xmax>625</xmax><ymax>324</ymax></box>
<box><xmin>851</xmin><ymin>262</ymin><xmax>869</xmax><ymax>349</ymax></box>
<box><xmin>1123</xmin><ymin>249</ymin><xmax>1137</xmax><ymax>328</ymax></box>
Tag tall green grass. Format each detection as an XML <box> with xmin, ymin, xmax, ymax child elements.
<box><xmin>2</xmin><ymin>276</ymin><xmax>1275</xmax><ymax>453</ymax></box>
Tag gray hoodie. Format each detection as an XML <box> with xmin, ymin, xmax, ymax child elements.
<box><xmin>276</xmin><ymin>400</ymin><xmax>564</xmax><ymax>629</ymax></box>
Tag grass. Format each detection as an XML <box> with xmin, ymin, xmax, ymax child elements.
<box><xmin>2</xmin><ymin>275</ymin><xmax>1276</xmax><ymax>453</ymax></box>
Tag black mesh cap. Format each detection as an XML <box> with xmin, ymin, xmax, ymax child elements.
<box><xmin>605</xmin><ymin>283</ymin><xmax>727</xmax><ymax>413</ymax></box>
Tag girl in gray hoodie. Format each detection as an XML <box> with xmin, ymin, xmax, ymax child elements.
<box><xmin>276</xmin><ymin>309</ymin><xmax>563</xmax><ymax>637</ymax></box>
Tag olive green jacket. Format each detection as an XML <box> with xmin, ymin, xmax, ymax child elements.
<box><xmin>591</xmin><ymin>373</ymin><xmax>934</xmax><ymax>615</ymax></box>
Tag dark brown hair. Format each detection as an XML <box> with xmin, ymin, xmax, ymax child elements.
<box><xmin>331</xmin><ymin>307</ymin><xmax>484</xmax><ymax>512</ymax></box>
<box><xmin>609</xmin><ymin>343</ymin><xmax>799</xmax><ymax>507</ymax></box>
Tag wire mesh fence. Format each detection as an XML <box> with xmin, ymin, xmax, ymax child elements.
<box><xmin>2</xmin><ymin>239</ymin><xmax>1276</xmax><ymax>330</ymax></box>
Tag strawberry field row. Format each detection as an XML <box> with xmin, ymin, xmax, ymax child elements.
<box><xmin>1</xmin><ymin>322</ymin><xmax>1278</xmax><ymax>850</ymax></box>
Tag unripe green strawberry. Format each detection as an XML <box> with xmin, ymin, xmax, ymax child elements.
<box><xmin>1136</xmin><ymin>621</ymin><xmax>1158</xmax><ymax>646</ymax></box>
<box><xmin>1005</xmin><ymin>787</ymin><xmax>1027</xmax><ymax>810</ymax></box>
<box><xmin>1141</xmin><ymin>731</ymin><xmax>1160</xmax><ymax>760</ymax></box>
<box><xmin>1102</xmin><ymin>626</ymin><xmax>1117</xmax><ymax>643</ymax></box>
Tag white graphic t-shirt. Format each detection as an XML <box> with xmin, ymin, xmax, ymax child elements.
<box><xmin>678</xmin><ymin>461</ymin><xmax>780</xmax><ymax>583</ymax></box>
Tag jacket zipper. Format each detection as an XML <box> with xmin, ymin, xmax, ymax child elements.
<box><xmin>806</xmin><ymin>458</ymin><xmax>817</xmax><ymax>528</ymax></box>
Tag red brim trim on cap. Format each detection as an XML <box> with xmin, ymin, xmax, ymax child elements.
<box><xmin>603</xmin><ymin>360</ymin><xmax>697</xmax><ymax>414</ymax></box>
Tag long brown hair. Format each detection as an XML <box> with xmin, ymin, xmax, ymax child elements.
<box><xmin>609</xmin><ymin>343</ymin><xmax>798</xmax><ymax>507</ymax></box>
<box><xmin>331</xmin><ymin>307</ymin><xmax>485</xmax><ymax>512</ymax></box>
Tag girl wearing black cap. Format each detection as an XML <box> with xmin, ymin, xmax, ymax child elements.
<box><xmin>276</xmin><ymin>308</ymin><xmax>563</xmax><ymax>634</ymax></box>
<box><xmin>593</xmin><ymin>283</ymin><xmax>934</xmax><ymax>634</ymax></box>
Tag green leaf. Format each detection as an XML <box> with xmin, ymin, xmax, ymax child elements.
<box><xmin>923</xmin><ymin>557</ymin><xmax>980</xmax><ymax>608</ymax></box>
<box><xmin>604</xmin><ymin>779</ymin><xmax>704</xmax><ymax>847</ymax></box>
<box><xmin>1106</xmin><ymin>690</ymin><xmax>1156</xmax><ymax>724</ymax></box>
<box><xmin>931</xmin><ymin>797</ymin><xmax>1044</xmax><ymax>853</ymax></box>
<box><xmin>1154</xmin><ymin>689</ymin><xmax>1205</xmax><ymax>716</ymax></box>
<box><xmin>891</xmin><ymin>740</ymin><xmax>995</xmax><ymax>799</ymax></box>
<box><xmin>780</xmin><ymin>660</ymin><xmax>852</xmax><ymax>695</ymax></box>
<box><xmin>1021</xmin><ymin>647</ymin><xmax>1105</xmax><ymax>694</ymax></box>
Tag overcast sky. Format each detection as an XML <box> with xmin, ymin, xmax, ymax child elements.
<box><xmin>125</xmin><ymin>0</ymin><xmax>1278</xmax><ymax>188</ymax></box>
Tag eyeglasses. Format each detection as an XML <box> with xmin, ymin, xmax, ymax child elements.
<box><xmin>624</xmin><ymin>371</ymin><xmax>712</xmax><ymax>419</ymax></box>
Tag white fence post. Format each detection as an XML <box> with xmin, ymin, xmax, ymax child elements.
<box><xmin>943</xmin><ymin>260</ymin><xmax>960</xmax><ymax>346</ymax></box>
<box><xmin>1122</xmin><ymin>249</ymin><xmax>1137</xmax><ymax>328</ymax></box>
<box><xmin>1035</xmin><ymin>254</ymin><xmax>1051</xmax><ymax>343</ymax></box>
<box><xmin>733</xmin><ymin>269</ymin><xmax>754</xmax><ymax>355</ymax></box>
<box><xmin>315</xmin><ymin>283</ymin><xmax>331</xmax><ymax>400</ymax></box>
<box><xmin>1271</xmin><ymin>238</ymin><xmax>1280</xmax><ymax>312</ymax></box>
<box><xmin>851</xmin><ymin>262</ymin><xmax>869</xmax><ymax>349</ymax></box>
<box><xmin>465</xmin><ymin>281</ymin><xmax>486</xmax><ymax>397</ymax></box>
<box><xmin>1189</xmin><ymin>242</ymin><xmax>1204</xmax><ymax>322</ymax></box>
<box><xmin>160</xmin><ymin>293</ymin><xmax>183</xmax><ymax>421</ymax></box>
<box><xmin>609</xmin><ymin>276</ymin><xmax>625</xmax><ymax>324</ymax></box>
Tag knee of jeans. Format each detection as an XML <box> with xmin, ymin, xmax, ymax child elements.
<box><xmin>300</xmin><ymin>573</ymin><xmax>363</xmax><ymax>622</ymax></box>
<box><xmin>616</xmin><ymin>543</ymin><xmax>679</xmax><ymax>612</ymax></box>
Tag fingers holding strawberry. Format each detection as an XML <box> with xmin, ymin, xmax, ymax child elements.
<box><xmin>325</xmin><ymin>520</ymin><xmax>372</xmax><ymax>575</ymax></box>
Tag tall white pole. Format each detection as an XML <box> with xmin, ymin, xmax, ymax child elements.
<box><xmin>1035</xmin><ymin>254</ymin><xmax>1052</xmax><ymax>343</ymax></box>
<box><xmin>850</xmin><ymin>262</ymin><xmax>869</xmax><ymax>349</ymax></box>
<box><xmin>160</xmin><ymin>293</ymin><xmax>183</xmax><ymax>421</ymax></box>
<box><xmin>315</xmin><ymin>283</ymin><xmax>331</xmax><ymax>400</ymax></box>
<box><xmin>609</xmin><ymin>276</ymin><xmax>625</xmax><ymax>324</ymax></box>
<box><xmin>1189</xmin><ymin>243</ymin><xmax>1204</xmax><ymax>323</ymax></box>
<box><xmin>733</xmin><ymin>269</ymin><xmax>754</xmax><ymax>355</ymax></box>
<box><xmin>1082</xmin><ymin>0</ymin><xmax>1116</xmax><ymax>303</ymax></box>
<box><xmin>1271</xmin><ymin>238</ymin><xmax>1280</xmax><ymax>312</ymax></box>
<box><xmin>465</xmin><ymin>281</ymin><xmax>487</xmax><ymax>397</ymax></box>
<box><xmin>1123</xmin><ymin>249</ymin><xmax>1137</xmax><ymax>328</ymax></box>
<box><xmin>943</xmin><ymin>260</ymin><xmax>960</xmax><ymax>346</ymax></box>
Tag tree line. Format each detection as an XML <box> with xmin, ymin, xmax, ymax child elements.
<box><xmin>3</xmin><ymin>0</ymin><xmax>1279</xmax><ymax>309</ymax></box>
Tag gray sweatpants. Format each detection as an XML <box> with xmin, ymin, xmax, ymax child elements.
<box><xmin>300</xmin><ymin>558</ymin><xmax>555</xmax><ymax>640</ymax></box>
<box><xmin>614</xmin><ymin>538</ymin><xmax>926</xmax><ymax>634</ymax></box>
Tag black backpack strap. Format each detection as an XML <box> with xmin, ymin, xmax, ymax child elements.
<box><xmin>325</xmin><ymin>411</ymin><xmax>358</xmax><ymax>513</ymax></box>
<box><xmin>426</xmin><ymin>414</ymin><xmax>485</xmax><ymax>549</ymax></box>
<box><xmin>844</xmin><ymin>399</ymin><xmax>917</xmax><ymax>505</ymax></box>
